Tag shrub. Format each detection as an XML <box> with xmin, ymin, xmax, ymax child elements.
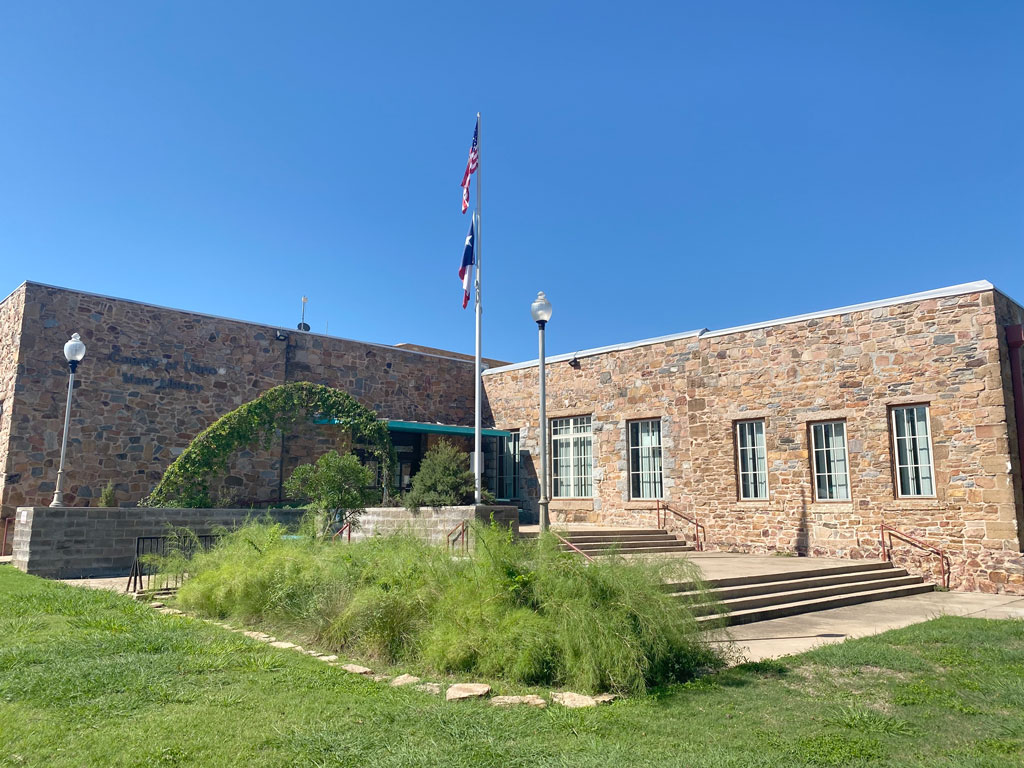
<box><xmin>284</xmin><ymin>451</ymin><xmax>376</xmax><ymax>538</ymax></box>
<box><xmin>403</xmin><ymin>439</ymin><xmax>475</xmax><ymax>509</ymax></box>
<box><xmin>98</xmin><ymin>481</ymin><xmax>117</xmax><ymax>507</ymax></box>
<box><xmin>175</xmin><ymin>522</ymin><xmax>723</xmax><ymax>694</ymax></box>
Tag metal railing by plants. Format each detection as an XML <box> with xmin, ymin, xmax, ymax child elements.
<box><xmin>125</xmin><ymin>533</ymin><xmax>221</xmax><ymax>594</ymax></box>
<box><xmin>447</xmin><ymin>520</ymin><xmax>469</xmax><ymax>553</ymax></box>
<box><xmin>553</xmin><ymin>532</ymin><xmax>595</xmax><ymax>562</ymax></box>
<box><xmin>1</xmin><ymin>516</ymin><xmax>13</xmax><ymax>558</ymax></box>
<box><xmin>333</xmin><ymin>520</ymin><xmax>353</xmax><ymax>542</ymax></box>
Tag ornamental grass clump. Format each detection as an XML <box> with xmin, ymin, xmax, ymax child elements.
<box><xmin>174</xmin><ymin>521</ymin><xmax>723</xmax><ymax>694</ymax></box>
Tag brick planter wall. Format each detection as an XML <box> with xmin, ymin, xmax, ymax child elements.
<box><xmin>352</xmin><ymin>505</ymin><xmax>519</xmax><ymax>546</ymax></box>
<box><xmin>12</xmin><ymin>506</ymin><xmax>305</xmax><ymax>579</ymax></box>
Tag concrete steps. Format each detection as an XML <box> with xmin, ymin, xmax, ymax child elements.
<box><xmin>519</xmin><ymin>528</ymin><xmax>696</xmax><ymax>556</ymax></box>
<box><xmin>671</xmin><ymin>561</ymin><xmax>934</xmax><ymax>626</ymax></box>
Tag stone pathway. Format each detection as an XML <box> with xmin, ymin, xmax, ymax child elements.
<box><xmin>144</xmin><ymin>600</ymin><xmax>617</xmax><ymax>709</ymax></box>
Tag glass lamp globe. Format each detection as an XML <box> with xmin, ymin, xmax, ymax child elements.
<box><xmin>63</xmin><ymin>333</ymin><xmax>87</xmax><ymax>363</ymax></box>
<box><xmin>531</xmin><ymin>291</ymin><xmax>553</xmax><ymax>324</ymax></box>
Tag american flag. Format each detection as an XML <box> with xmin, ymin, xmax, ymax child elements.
<box><xmin>460</xmin><ymin>118</ymin><xmax>479</xmax><ymax>213</ymax></box>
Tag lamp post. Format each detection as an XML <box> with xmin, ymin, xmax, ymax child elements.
<box><xmin>531</xmin><ymin>292</ymin><xmax>553</xmax><ymax>532</ymax></box>
<box><xmin>50</xmin><ymin>333</ymin><xmax>86</xmax><ymax>508</ymax></box>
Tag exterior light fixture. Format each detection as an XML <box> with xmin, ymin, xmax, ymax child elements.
<box><xmin>531</xmin><ymin>292</ymin><xmax>552</xmax><ymax>531</ymax></box>
<box><xmin>51</xmin><ymin>333</ymin><xmax>86</xmax><ymax>507</ymax></box>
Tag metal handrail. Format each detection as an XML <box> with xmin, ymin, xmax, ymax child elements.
<box><xmin>126</xmin><ymin>533</ymin><xmax>221</xmax><ymax>594</ymax></box>
<box><xmin>1</xmin><ymin>516</ymin><xmax>13</xmax><ymax>558</ymax></box>
<box><xmin>447</xmin><ymin>520</ymin><xmax>469</xmax><ymax>553</ymax></box>
<box><xmin>879</xmin><ymin>523</ymin><xmax>951</xmax><ymax>589</ymax></box>
<box><xmin>656</xmin><ymin>501</ymin><xmax>706</xmax><ymax>552</ymax></box>
<box><xmin>552</xmin><ymin>531</ymin><xmax>595</xmax><ymax>561</ymax></box>
<box><xmin>332</xmin><ymin>520</ymin><xmax>352</xmax><ymax>542</ymax></box>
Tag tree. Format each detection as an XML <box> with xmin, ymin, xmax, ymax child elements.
<box><xmin>284</xmin><ymin>451</ymin><xmax>376</xmax><ymax>538</ymax></box>
<box><xmin>404</xmin><ymin>439</ymin><xmax>476</xmax><ymax>509</ymax></box>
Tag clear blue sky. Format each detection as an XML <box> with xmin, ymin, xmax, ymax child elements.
<box><xmin>2</xmin><ymin>2</ymin><xmax>1021</xmax><ymax>363</ymax></box>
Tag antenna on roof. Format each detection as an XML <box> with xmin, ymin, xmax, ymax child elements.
<box><xmin>297</xmin><ymin>296</ymin><xmax>310</xmax><ymax>332</ymax></box>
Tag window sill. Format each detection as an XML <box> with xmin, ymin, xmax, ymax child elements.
<box><xmin>624</xmin><ymin>500</ymin><xmax>662</xmax><ymax>509</ymax></box>
<box><xmin>549</xmin><ymin>499</ymin><xmax>594</xmax><ymax>511</ymax></box>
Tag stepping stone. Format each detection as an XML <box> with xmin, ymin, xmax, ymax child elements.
<box><xmin>445</xmin><ymin>683</ymin><xmax>491</xmax><ymax>701</ymax></box>
<box><xmin>416</xmin><ymin>683</ymin><xmax>442</xmax><ymax>695</ymax></box>
<box><xmin>551</xmin><ymin>692</ymin><xmax>598</xmax><ymax>708</ymax></box>
<box><xmin>316</xmin><ymin>655</ymin><xmax>339</xmax><ymax>663</ymax></box>
<box><xmin>269</xmin><ymin>641</ymin><xmax>297</xmax><ymax>650</ymax></box>
<box><xmin>243</xmin><ymin>631</ymin><xmax>271</xmax><ymax>641</ymax></box>
<box><xmin>341</xmin><ymin>664</ymin><xmax>372</xmax><ymax>675</ymax></box>
<box><xmin>371</xmin><ymin>674</ymin><xmax>390</xmax><ymax>682</ymax></box>
<box><xmin>390</xmin><ymin>674</ymin><xmax>421</xmax><ymax>687</ymax></box>
<box><xmin>593</xmin><ymin>693</ymin><xmax>617</xmax><ymax>704</ymax></box>
<box><xmin>157</xmin><ymin>607</ymin><xmax>182</xmax><ymax>615</ymax></box>
<box><xmin>491</xmin><ymin>695</ymin><xmax>547</xmax><ymax>708</ymax></box>
<box><xmin>149</xmin><ymin>602</ymin><xmax>165</xmax><ymax>609</ymax></box>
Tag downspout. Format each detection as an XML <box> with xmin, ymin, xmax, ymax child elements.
<box><xmin>1006</xmin><ymin>325</ymin><xmax>1024</xmax><ymax>504</ymax></box>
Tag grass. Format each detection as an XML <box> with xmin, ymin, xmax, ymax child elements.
<box><xmin>169</xmin><ymin>522</ymin><xmax>722</xmax><ymax>694</ymax></box>
<box><xmin>2</xmin><ymin>567</ymin><xmax>1024</xmax><ymax>766</ymax></box>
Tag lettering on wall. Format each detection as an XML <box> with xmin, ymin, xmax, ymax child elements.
<box><xmin>110</xmin><ymin>349</ymin><xmax>224</xmax><ymax>394</ymax></box>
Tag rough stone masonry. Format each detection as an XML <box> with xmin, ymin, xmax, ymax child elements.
<box><xmin>2</xmin><ymin>279</ymin><xmax>1024</xmax><ymax>595</ymax></box>
<box><xmin>483</xmin><ymin>282</ymin><xmax>1024</xmax><ymax>594</ymax></box>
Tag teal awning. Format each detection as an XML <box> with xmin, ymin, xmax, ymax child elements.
<box><xmin>386</xmin><ymin>420</ymin><xmax>510</xmax><ymax>438</ymax></box>
<box><xmin>312</xmin><ymin>416</ymin><xmax>509</xmax><ymax>438</ymax></box>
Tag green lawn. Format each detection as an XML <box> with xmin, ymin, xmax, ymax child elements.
<box><xmin>1</xmin><ymin>567</ymin><xmax>1023</xmax><ymax>767</ymax></box>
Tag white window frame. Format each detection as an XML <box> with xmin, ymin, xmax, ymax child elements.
<box><xmin>809</xmin><ymin>420</ymin><xmax>851</xmax><ymax>501</ymax></box>
<box><xmin>891</xmin><ymin>405</ymin><xmax>936</xmax><ymax>498</ymax></box>
<box><xmin>736</xmin><ymin>419</ymin><xmax>768</xmax><ymax>500</ymax></box>
<box><xmin>628</xmin><ymin>419</ymin><xmax>663</xmax><ymax>500</ymax></box>
<box><xmin>550</xmin><ymin>416</ymin><xmax>593</xmax><ymax>498</ymax></box>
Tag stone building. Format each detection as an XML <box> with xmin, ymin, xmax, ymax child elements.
<box><xmin>0</xmin><ymin>281</ymin><xmax>513</xmax><ymax>530</ymax></box>
<box><xmin>3</xmin><ymin>278</ymin><xmax>1024</xmax><ymax>595</ymax></box>
<box><xmin>483</xmin><ymin>280</ymin><xmax>1024</xmax><ymax>594</ymax></box>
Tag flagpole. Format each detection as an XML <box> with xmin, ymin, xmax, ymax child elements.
<box><xmin>473</xmin><ymin>111</ymin><xmax>483</xmax><ymax>504</ymax></box>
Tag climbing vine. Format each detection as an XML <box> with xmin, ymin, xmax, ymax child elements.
<box><xmin>144</xmin><ymin>382</ymin><xmax>394</xmax><ymax>508</ymax></box>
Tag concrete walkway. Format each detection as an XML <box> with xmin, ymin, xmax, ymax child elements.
<box><xmin>709</xmin><ymin>591</ymin><xmax>1024</xmax><ymax>662</ymax></box>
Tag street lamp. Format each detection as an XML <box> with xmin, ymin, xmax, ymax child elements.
<box><xmin>531</xmin><ymin>292</ymin><xmax>553</xmax><ymax>532</ymax></box>
<box><xmin>50</xmin><ymin>333</ymin><xmax>86</xmax><ymax>508</ymax></box>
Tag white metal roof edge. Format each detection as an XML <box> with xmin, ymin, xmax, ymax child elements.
<box><xmin>701</xmin><ymin>280</ymin><xmax>995</xmax><ymax>339</ymax></box>
<box><xmin>13</xmin><ymin>280</ymin><xmax>478</xmax><ymax>366</ymax></box>
<box><xmin>484</xmin><ymin>280</ymin><xmax>997</xmax><ymax>375</ymax></box>
<box><xmin>482</xmin><ymin>328</ymin><xmax>706</xmax><ymax>375</ymax></box>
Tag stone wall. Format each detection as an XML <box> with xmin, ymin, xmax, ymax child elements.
<box><xmin>0</xmin><ymin>282</ymin><xmax>476</xmax><ymax>517</ymax></box>
<box><xmin>11</xmin><ymin>505</ymin><xmax>305</xmax><ymax>579</ymax></box>
<box><xmin>484</xmin><ymin>287</ymin><xmax>1024</xmax><ymax>594</ymax></box>
<box><xmin>0</xmin><ymin>285</ymin><xmax>27</xmax><ymax>541</ymax></box>
<box><xmin>352</xmin><ymin>504</ymin><xmax>519</xmax><ymax>546</ymax></box>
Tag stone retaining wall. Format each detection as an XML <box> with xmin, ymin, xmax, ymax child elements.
<box><xmin>12</xmin><ymin>506</ymin><xmax>305</xmax><ymax>579</ymax></box>
<box><xmin>352</xmin><ymin>505</ymin><xmax>519</xmax><ymax>546</ymax></box>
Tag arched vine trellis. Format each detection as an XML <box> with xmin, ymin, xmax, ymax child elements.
<box><xmin>144</xmin><ymin>382</ymin><xmax>394</xmax><ymax>508</ymax></box>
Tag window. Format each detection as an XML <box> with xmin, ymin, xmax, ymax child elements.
<box><xmin>496</xmin><ymin>431</ymin><xmax>520</xmax><ymax>500</ymax></box>
<box><xmin>629</xmin><ymin>419</ymin><xmax>663</xmax><ymax>499</ymax></box>
<box><xmin>736</xmin><ymin>420</ymin><xmax>768</xmax><ymax>500</ymax></box>
<box><xmin>551</xmin><ymin>416</ymin><xmax>592</xmax><ymax>497</ymax></box>
<box><xmin>891</xmin><ymin>405</ymin><xmax>935</xmax><ymax>497</ymax></box>
<box><xmin>810</xmin><ymin>421</ymin><xmax>850</xmax><ymax>501</ymax></box>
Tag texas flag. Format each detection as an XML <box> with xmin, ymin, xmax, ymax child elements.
<box><xmin>459</xmin><ymin>217</ymin><xmax>475</xmax><ymax>309</ymax></box>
